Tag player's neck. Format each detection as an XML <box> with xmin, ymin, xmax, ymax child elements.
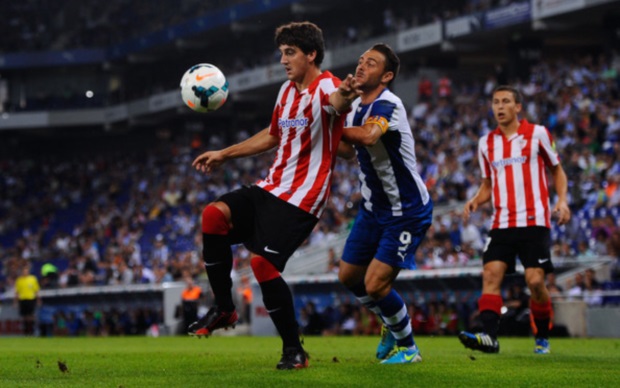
<box><xmin>360</xmin><ymin>85</ymin><xmax>386</xmax><ymax>105</ymax></box>
<box><xmin>499</xmin><ymin>119</ymin><xmax>520</xmax><ymax>137</ymax></box>
<box><xmin>295</xmin><ymin>67</ymin><xmax>322</xmax><ymax>91</ymax></box>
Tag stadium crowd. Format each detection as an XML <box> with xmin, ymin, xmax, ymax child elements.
<box><xmin>1</xmin><ymin>0</ymin><xmax>508</xmax><ymax>54</ymax></box>
<box><xmin>2</xmin><ymin>51</ymin><xmax>619</xmax><ymax>297</ymax></box>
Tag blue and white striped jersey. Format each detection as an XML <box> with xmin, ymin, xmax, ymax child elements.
<box><xmin>346</xmin><ymin>88</ymin><xmax>430</xmax><ymax>218</ymax></box>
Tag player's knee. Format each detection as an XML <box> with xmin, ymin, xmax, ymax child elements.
<box><xmin>250</xmin><ymin>256</ymin><xmax>280</xmax><ymax>283</ymax></box>
<box><xmin>338</xmin><ymin>269</ymin><xmax>356</xmax><ymax>288</ymax></box>
<box><xmin>338</xmin><ymin>272</ymin><xmax>352</xmax><ymax>288</ymax></box>
<box><xmin>482</xmin><ymin>267</ymin><xmax>503</xmax><ymax>289</ymax></box>
<box><xmin>202</xmin><ymin>204</ymin><xmax>230</xmax><ymax>235</ymax></box>
<box><xmin>364</xmin><ymin>279</ymin><xmax>390</xmax><ymax>300</ymax></box>
<box><xmin>482</xmin><ymin>266</ymin><xmax>500</xmax><ymax>280</ymax></box>
<box><xmin>338</xmin><ymin>261</ymin><xmax>365</xmax><ymax>289</ymax></box>
<box><xmin>527</xmin><ymin>276</ymin><xmax>546</xmax><ymax>293</ymax></box>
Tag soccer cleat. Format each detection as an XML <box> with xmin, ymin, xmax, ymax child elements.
<box><xmin>188</xmin><ymin>307</ymin><xmax>238</xmax><ymax>337</ymax></box>
<box><xmin>458</xmin><ymin>331</ymin><xmax>500</xmax><ymax>353</ymax></box>
<box><xmin>376</xmin><ymin>324</ymin><xmax>397</xmax><ymax>360</ymax></box>
<box><xmin>380</xmin><ymin>346</ymin><xmax>422</xmax><ymax>364</ymax></box>
<box><xmin>276</xmin><ymin>347</ymin><xmax>309</xmax><ymax>370</ymax></box>
<box><xmin>534</xmin><ymin>338</ymin><xmax>550</xmax><ymax>354</ymax></box>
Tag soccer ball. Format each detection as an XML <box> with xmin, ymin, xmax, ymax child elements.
<box><xmin>180</xmin><ymin>63</ymin><xmax>229</xmax><ymax>112</ymax></box>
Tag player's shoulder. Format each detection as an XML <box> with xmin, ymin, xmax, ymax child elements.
<box><xmin>374</xmin><ymin>88</ymin><xmax>403</xmax><ymax>105</ymax></box>
<box><xmin>520</xmin><ymin>119</ymin><xmax>549</xmax><ymax>136</ymax></box>
<box><xmin>478</xmin><ymin>131</ymin><xmax>493</xmax><ymax>149</ymax></box>
<box><xmin>316</xmin><ymin>71</ymin><xmax>340</xmax><ymax>90</ymax></box>
<box><xmin>275</xmin><ymin>80</ymin><xmax>295</xmax><ymax>98</ymax></box>
<box><xmin>532</xmin><ymin>123</ymin><xmax>551</xmax><ymax>136</ymax></box>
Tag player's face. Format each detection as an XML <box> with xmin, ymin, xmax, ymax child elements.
<box><xmin>279</xmin><ymin>44</ymin><xmax>314</xmax><ymax>84</ymax></box>
<box><xmin>492</xmin><ymin>90</ymin><xmax>522</xmax><ymax>126</ymax></box>
<box><xmin>354</xmin><ymin>49</ymin><xmax>392</xmax><ymax>91</ymax></box>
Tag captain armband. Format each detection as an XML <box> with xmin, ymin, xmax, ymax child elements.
<box><xmin>365</xmin><ymin>115</ymin><xmax>389</xmax><ymax>134</ymax></box>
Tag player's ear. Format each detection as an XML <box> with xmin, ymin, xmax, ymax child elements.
<box><xmin>381</xmin><ymin>71</ymin><xmax>394</xmax><ymax>85</ymax></box>
<box><xmin>307</xmin><ymin>50</ymin><xmax>317</xmax><ymax>64</ymax></box>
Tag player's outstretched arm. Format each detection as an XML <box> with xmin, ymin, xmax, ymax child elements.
<box><xmin>342</xmin><ymin>121</ymin><xmax>385</xmax><ymax>146</ymax></box>
<box><xmin>463</xmin><ymin>178</ymin><xmax>492</xmax><ymax>221</ymax></box>
<box><xmin>329</xmin><ymin>74</ymin><xmax>361</xmax><ymax>114</ymax></box>
<box><xmin>550</xmin><ymin>164</ymin><xmax>571</xmax><ymax>225</ymax></box>
<box><xmin>192</xmin><ymin>127</ymin><xmax>278</xmax><ymax>173</ymax></box>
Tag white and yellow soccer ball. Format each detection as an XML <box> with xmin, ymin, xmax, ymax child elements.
<box><xmin>180</xmin><ymin>63</ymin><xmax>229</xmax><ymax>112</ymax></box>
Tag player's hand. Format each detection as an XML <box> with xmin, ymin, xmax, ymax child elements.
<box><xmin>192</xmin><ymin>150</ymin><xmax>226</xmax><ymax>173</ymax></box>
<box><xmin>552</xmin><ymin>200</ymin><xmax>571</xmax><ymax>225</ymax></box>
<box><xmin>338</xmin><ymin>74</ymin><xmax>361</xmax><ymax>101</ymax></box>
<box><xmin>463</xmin><ymin>199</ymin><xmax>478</xmax><ymax>222</ymax></box>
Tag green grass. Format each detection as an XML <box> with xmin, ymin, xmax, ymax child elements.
<box><xmin>1</xmin><ymin>335</ymin><xmax>619</xmax><ymax>387</ymax></box>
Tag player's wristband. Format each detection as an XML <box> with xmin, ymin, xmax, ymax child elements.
<box><xmin>365</xmin><ymin>115</ymin><xmax>389</xmax><ymax>134</ymax></box>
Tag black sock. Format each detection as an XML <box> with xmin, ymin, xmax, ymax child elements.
<box><xmin>259</xmin><ymin>277</ymin><xmax>301</xmax><ymax>350</ymax></box>
<box><xmin>480</xmin><ymin>310</ymin><xmax>500</xmax><ymax>338</ymax></box>
<box><xmin>535</xmin><ymin>318</ymin><xmax>550</xmax><ymax>339</ymax></box>
<box><xmin>202</xmin><ymin>233</ymin><xmax>234</xmax><ymax>311</ymax></box>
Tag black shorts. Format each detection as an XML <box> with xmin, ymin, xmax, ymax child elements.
<box><xmin>483</xmin><ymin>226</ymin><xmax>553</xmax><ymax>274</ymax></box>
<box><xmin>19</xmin><ymin>299</ymin><xmax>37</xmax><ymax>317</ymax></box>
<box><xmin>218</xmin><ymin>185</ymin><xmax>318</xmax><ymax>272</ymax></box>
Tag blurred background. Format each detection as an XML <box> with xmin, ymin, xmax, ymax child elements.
<box><xmin>1</xmin><ymin>0</ymin><xmax>619</xmax><ymax>339</ymax></box>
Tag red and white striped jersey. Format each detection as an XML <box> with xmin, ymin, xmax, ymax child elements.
<box><xmin>256</xmin><ymin>71</ymin><xmax>345</xmax><ymax>218</ymax></box>
<box><xmin>478</xmin><ymin>119</ymin><xmax>560</xmax><ymax>230</ymax></box>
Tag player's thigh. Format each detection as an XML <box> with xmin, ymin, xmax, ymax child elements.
<box><xmin>375</xmin><ymin>217</ymin><xmax>430</xmax><ymax>270</ymax></box>
<box><xmin>518</xmin><ymin>227</ymin><xmax>553</xmax><ymax>274</ymax></box>
<box><xmin>483</xmin><ymin>228</ymin><xmax>519</xmax><ymax>274</ymax></box>
<box><xmin>218</xmin><ymin>186</ymin><xmax>256</xmax><ymax>243</ymax></box>
<box><xmin>341</xmin><ymin>208</ymin><xmax>382</xmax><ymax>267</ymax></box>
<box><xmin>250</xmin><ymin>187</ymin><xmax>318</xmax><ymax>271</ymax></box>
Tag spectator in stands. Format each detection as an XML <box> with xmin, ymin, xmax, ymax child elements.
<box><xmin>326</xmin><ymin>247</ymin><xmax>340</xmax><ymax>274</ymax></box>
<box><xmin>609</xmin><ymin>229</ymin><xmax>620</xmax><ymax>280</ymax></box>
<box><xmin>180</xmin><ymin>275</ymin><xmax>202</xmax><ymax>332</ymax></box>
<box><xmin>567</xmin><ymin>272</ymin><xmax>586</xmax><ymax>300</ymax></box>
<box><xmin>459</xmin><ymin>85</ymin><xmax>571</xmax><ymax>355</ymax></box>
<box><xmin>300</xmin><ymin>301</ymin><xmax>324</xmax><ymax>335</ymax></box>
<box><xmin>114</xmin><ymin>260</ymin><xmax>134</xmax><ymax>285</ymax></box>
<box><xmin>40</xmin><ymin>262</ymin><xmax>59</xmax><ymax>289</ymax></box>
<box><xmin>437</xmin><ymin>74</ymin><xmax>452</xmax><ymax>99</ymax></box>
<box><xmin>546</xmin><ymin>272</ymin><xmax>564</xmax><ymax>302</ymax></box>
<box><xmin>583</xmin><ymin>269</ymin><xmax>603</xmax><ymax>306</ymax></box>
<box><xmin>418</xmin><ymin>75</ymin><xmax>433</xmax><ymax>102</ymax></box>
<box><xmin>236</xmin><ymin>275</ymin><xmax>253</xmax><ymax>324</ymax></box>
<box><xmin>150</xmin><ymin>234</ymin><xmax>170</xmax><ymax>266</ymax></box>
<box><xmin>460</xmin><ymin>217</ymin><xmax>483</xmax><ymax>251</ymax></box>
<box><xmin>576</xmin><ymin>240</ymin><xmax>596</xmax><ymax>261</ymax></box>
<box><xmin>500</xmin><ymin>283</ymin><xmax>530</xmax><ymax>337</ymax></box>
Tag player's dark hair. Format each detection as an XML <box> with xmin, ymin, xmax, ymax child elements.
<box><xmin>275</xmin><ymin>21</ymin><xmax>325</xmax><ymax>66</ymax></box>
<box><xmin>370</xmin><ymin>43</ymin><xmax>400</xmax><ymax>87</ymax></box>
<box><xmin>492</xmin><ymin>85</ymin><xmax>523</xmax><ymax>104</ymax></box>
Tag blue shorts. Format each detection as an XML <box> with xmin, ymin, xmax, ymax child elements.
<box><xmin>342</xmin><ymin>204</ymin><xmax>432</xmax><ymax>270</ymax></box>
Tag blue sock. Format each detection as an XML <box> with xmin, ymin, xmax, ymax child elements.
<box><xmin>375</xmin><ymin>289</ymin><xmax>415</xmax><ymax>349</ymax></box>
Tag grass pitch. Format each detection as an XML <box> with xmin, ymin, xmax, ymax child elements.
<box><xmin>1</xmin><ymin>335</ymin><xmax>619</xmax><ymax>387</ymax></box>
